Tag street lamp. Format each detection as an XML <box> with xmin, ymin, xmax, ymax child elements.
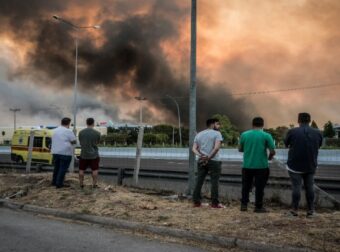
<box><xmin>52</xmin><ymin>15</ymin><xmax>100</xmax><ymax>134</ymax></box>
<box><xmin>188</xmin><ymin>0</ymin><xmax>197</xmax><ymax>195</ymax></box>
<box><xmin>166</xmin><ymin>95</ymin><xmax>182</xmax><ymax>146</ymax></box>
<box><xmin>9</xmin><ymin>108</ymin><xmax>20</xmax><ymax>130</ymax></box>
<box><xmin>134</xmin><ymin>96</ymin><xmax>147</xmax><ymax>124</ymax></box>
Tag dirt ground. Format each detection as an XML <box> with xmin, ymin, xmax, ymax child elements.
<box><xmin>0</xmin><ymin>172</ymin><xmax>339</xmax><ymax>252</ymax></box>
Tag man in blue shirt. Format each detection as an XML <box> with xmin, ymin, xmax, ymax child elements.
<box><xmin>284</xmin><ymin>113</ymin><xmax>323</xmax><ymax>217</ymax></box>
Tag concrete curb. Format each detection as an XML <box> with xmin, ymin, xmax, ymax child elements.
<box><xmin>0</xmin><ymin>199</ymin><xmax>315</xmax><ymax>252</ymax></box>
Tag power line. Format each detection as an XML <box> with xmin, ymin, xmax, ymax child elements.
<box><xmin>232</xmin><ymin>82</ymin><xmax>340</xmax><ymax>96</ymax></box>
<box><xmin>131</xmin><ymin>82</ymin><xmax>340</xmax><ymax>101</ymax></box>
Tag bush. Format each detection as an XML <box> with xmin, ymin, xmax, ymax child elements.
<box><xmin>324</xmin><ymin>138</ymin><xmax>340</xmax><ymax>148</ymax></box>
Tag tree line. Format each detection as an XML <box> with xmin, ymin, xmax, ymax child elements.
<box><xmin>99</xmin><ymin>115</ymin><xmax>339</xmax><ymax>148</ymax></box>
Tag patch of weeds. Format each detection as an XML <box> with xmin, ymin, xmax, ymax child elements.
<box><xmin>157</xmin><ymin>215</ymin><xmax>169</xmax><ymax>222</ymax></box>
<box><xmin>80</xmin><ymin>207</ymin><xmax>91</xmax><ymax>214</ymax></box>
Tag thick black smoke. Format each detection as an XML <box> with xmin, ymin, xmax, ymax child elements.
<box><xmin>0</xmin><ymin>0</ymin><xmax>254</xmax><ymax>129</ymax></box>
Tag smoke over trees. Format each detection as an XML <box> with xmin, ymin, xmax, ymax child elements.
<box><xmin>0</xmin><ymin>0</ymin><xmax>254</xmax><ymax>128</ymax></box>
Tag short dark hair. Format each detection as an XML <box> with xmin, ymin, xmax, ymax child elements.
<box><xmin>61</xmin><ymin>117</ymin><xmax>71</xmax><ymax>126</ymax></box>
<box><xmin>86</xmin><ymin>117</ymin><xmax>95</xmax><ymax>126</ymax></box>
<box><xmin>206</xmin><ymin>118</ymin><xmax>219</xmax><ymax>127</ymax></box>
<box><xmin>252</xmin><ymin>117</ymin><xmax>264</xmax><ymax>127</ymax></box>
<box><xmin>298</xmin><ymin>113</ymin><xmax>311</xmax><ymax>123</ymax></box>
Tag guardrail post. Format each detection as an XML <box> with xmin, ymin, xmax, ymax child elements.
<box><xmin>26</xmin><ymin>130</ymin><xmax>34</xmax><ymax>173</ymax></box>
<box><xmin>117</xmin><ymin>168</ymin><xmax>125</xmax><ymax>186</ymax></box>
<box><xmin>134</xmin><ymin>126</ymin><xmax>144</xmax><ymax>185</ymax></box>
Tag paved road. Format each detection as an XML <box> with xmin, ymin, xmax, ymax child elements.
<box><xmin>0</xmin><ymin>154</ymin><xmax>339</xmax><ymax>179</ymax></box>
<box><xmin>97</xmin><ymin>157</ymin><xmax>340</xmax><ymax>179</ymax></box>
<box><xmin>0</xmin><ymin>208</ymin><xmax>206</xmax><ymax>252</ymax></box>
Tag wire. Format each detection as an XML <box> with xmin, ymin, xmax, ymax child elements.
<box><xmin>132</xmin><ymin>82</ymin><xmax>340</xmax><ymax>101</ymax></box>
<box><xmin>232</xmin><ymin>82</ymin><xmax>340</xmax><ymax>96</ymax></box>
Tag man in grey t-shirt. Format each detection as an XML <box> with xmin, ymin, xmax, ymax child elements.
<box><xmin>192</xmin><ymin>118</ymin><xmax>224</xmax><ymax>208</ymax></box>
<box><xmin>78</xmin><ymin>118</ymin><xmax>101</xmax><ymax>188</ymax></box>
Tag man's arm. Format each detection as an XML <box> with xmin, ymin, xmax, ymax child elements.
<box><xmin>284</xmin><ymin>130</ymin><xmax>291</xmax><ymax>148</ymax></box>
<box><xmin>238</xmin><ymin>135</ymin><xmax>244</xmax><ymax>152</ymax></box>
<box><xmin>267</xmin><ymin>135</ymin><xmax>276</xmax><ymax>160</ymax></box>
<box><xmin>268</xmin><ymin>149</ymin><xmax>276</xmax><ymax>160</ymax></box>
<box><xmin>68</xmin><ymin>130</ymin><xmax>77</xmax><ymax>145</ymax></box>
<box><xmin>318</xmin><ymin>131</ymin><xmax>323</xmax><ymax>148</ymax></box>
<box><xmin>207</xmin><ymin>140</ymin><xmax>222</xmax><ymax>160</ymax></box>
<box><xmin>192</xmin><ymin>142</ymin><xmax>203</xmax><ymax>156</ymax></box>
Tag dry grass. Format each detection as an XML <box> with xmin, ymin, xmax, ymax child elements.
<box><xmin>1</xmin><ymin>172</ymin><xmax>339</xmax><ymax>252</ymax></box>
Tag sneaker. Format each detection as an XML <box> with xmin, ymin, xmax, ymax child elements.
<box><xmin>211</xmin><ymin>203</ymin><xmax>226</xmax><ymax>209</ymax></box>
<box><xmin>240</xmin><ymin>204</ymin><xmax>248</xmax><ymax>212</ymax></box>
<box><xmin>254</xmin><ymin>207</ymin><xmax>268</xmax><ymax>213</ymax></box>
<box><xmin>193</xmin><ymin>202</ymin><xmax>202</xmax><ymax>208</ymax></box>
<box><xmin>306</xmin><ymin>211</ymin><xmax>316</xmax><ymax>218</ymax></box>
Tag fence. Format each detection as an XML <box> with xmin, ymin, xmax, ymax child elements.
<box><xmin>2</xmin><ymin>146</ymin><xmax>339</xmax><ymax>165</ymax></box>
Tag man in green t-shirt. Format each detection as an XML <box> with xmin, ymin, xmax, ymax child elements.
<box><xmin>78</xmin><ymin>118</ymin><xmax>101</xmax><ymax>188</ymax></box>
<box><xmin>239</xmin><ymin>117</ymin><xmax>275</xmax><ymax>213</ymax></box>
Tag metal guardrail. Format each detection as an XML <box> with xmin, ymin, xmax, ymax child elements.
<box><xmin>1</xmin><ymin>146</ymin><xmax>340</xmax><ymax>164</ymax></box>
<box><xmin>1</xmin><ymin>162</ymin><xmax>339</xmax><ymax>193</ymax></box>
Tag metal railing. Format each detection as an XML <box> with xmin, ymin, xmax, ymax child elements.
<box><xmin>2</xmin><ymin>146</ymin><xmax>339</xmax><ymax>164</ymax></box>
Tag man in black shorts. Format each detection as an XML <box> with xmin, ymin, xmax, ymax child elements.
<box><xmin>78</xmin><ymin>118</ymin><xmax>101</xmax><ymax>188</ymax></box>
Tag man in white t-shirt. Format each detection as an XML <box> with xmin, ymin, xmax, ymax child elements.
<box><xmin>51</xmin><ymin>117</ymin><xmax>77</xmax><ymax>188</ymax></box>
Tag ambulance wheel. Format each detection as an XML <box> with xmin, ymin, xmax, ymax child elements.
<box><xmin>16</xmin><ymin>156</ymin><xmax>24</xmax><ymax>164</ymax></box>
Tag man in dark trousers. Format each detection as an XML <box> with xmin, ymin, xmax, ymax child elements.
<box><xmin>239</xmin><ymin>117</ymin><xmax>275</xmax><ymax>213</ymax></box>
<box><xmin>78</xmin><ymin>118</ymin><xmax>101</xmax><ymax>188</ymax></box>
<box><xmin>284</xmin><ymin>113</ymin><xmax>323</xmax><ymax>217</ymax></box>
<box><xmin>192</xmin><ymin>118</ymin><xmax>224</xmax><ymax>208</ymax></box>
<box><xmin>51</xmin><ymin>117</ymin><xmax>77</xmax><ymax>188</ymax></box>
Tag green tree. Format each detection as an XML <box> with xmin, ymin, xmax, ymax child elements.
<box><xmin>212</xmin><ymin>114</ymin><xmax>239</xmax><ymax>146</ymax></box>
<box><xmin>152</xmin><ymin>124</ymin><xmax>178</xmax><ymax>145</ymax></box>
<box><xmin>323</xmin><ymin>121</ymin><xmax>335</xmax><ymax>138</ymax></box>
<box><xmin>264</xmin><ymin>126</ymin><xmax>289</xmax><ymax>147</ymax></box>
<box><xmin>311</xmin><ymin>120</ymin><xmax>319</xmax><ymax>129</ymax></box>
<box><xmin>143</xmin><ymin>133</ymin><xmax>158</xmax><ymax>145</ymax></box>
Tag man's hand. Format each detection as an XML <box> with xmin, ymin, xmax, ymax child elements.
<box><xmin>268</xmin><ymin>150</ymin><xmax>276</xmax><ymax>160</ymax></box>
<box><xmin>198</xmin><ymin>154</ymin><xmax>209</xmax><ymax>166</ymax></box>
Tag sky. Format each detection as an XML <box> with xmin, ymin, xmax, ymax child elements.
<box><xmin>0</xmin><ymin>0</ymin><xmax>339</xmax><ymax>130</ymax></box>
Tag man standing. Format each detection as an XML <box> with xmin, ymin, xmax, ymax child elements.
<box><xmin>192</xmin><ymin>118</ymin><xmax>224</xmax><ymax>208</ymax></box>
<box><xmin>78</xmin><ymin>118</ymin><xmax>101</xmax><ymax>188</ymax></box>
<box><xmin>51</xmin><ymin>117</ymin><xmax>77</xmax><ymax>188</ymax></box>
<box><xmin>284</xmin><ymin>113</ymin><xmax>323</xmax><ymax>217</ymax></box>
<box><xmin>239</xmin><ymin>117</ymin><xmax>275</xmax><ymax>213</ymax></box>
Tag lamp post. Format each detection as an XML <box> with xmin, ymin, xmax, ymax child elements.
<box><xmin>52</xmin><ymin>15</ymin><xmax>100</xmax><ymax>134</ymax></box>
<box><xmin>134</xmin><ymin>96</ymin><xmax>147</xmax><ymax>124</ymax></box>
<box><xmin>166</xmin><ymin>95</ymin><xmax>182</xmax><ymax>146</ymax></box>
<box><xmin>188</xmin><ymin>0</ymin><xmax>197</xmax><ymax>195</ymax></box>
<box><xmin>9</xmin><ymin>108</ymin><xmax>20</xmax><ymax>130</ymax></box>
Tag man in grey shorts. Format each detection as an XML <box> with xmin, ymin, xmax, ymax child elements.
<box><xmin>192</xmin><ymin>118</ymin><xmax>224</xmax><ymax>208</ymax></box>
<box><xmin>78</xmin><ymin>118</ymin><xmax>101</xmax><ymax>188</ymax></box>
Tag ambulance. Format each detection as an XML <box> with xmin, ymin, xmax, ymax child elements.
<box><xmin>11</xmin><ymin>129</ymin><xmax>80</xmax><ymax>165</ymax></box>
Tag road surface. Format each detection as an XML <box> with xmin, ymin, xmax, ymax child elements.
<box><xmin>0</xmin><ymin>154</ymin><xmax>339</xmax><ymax>179</ymax></box>
<box><xmin>0</xmin><ymin>207</ymin><xmax>207</xmax><ymax>252</ymax></box>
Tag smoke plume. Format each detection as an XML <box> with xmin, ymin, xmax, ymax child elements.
<box><xmin>0</xmin><ymin>0</ymin><xmax>253</xmax><ymax>128</ymax></box>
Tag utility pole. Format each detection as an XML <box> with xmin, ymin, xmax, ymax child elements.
<box><xmin>134</xmin><ymin>96</ymin><xmax>147</xmax><ymax>124</ymax></box>
<box><xmin>53</xmin><ymin>15</ymin><xmax>100</xmax><ymax>135</ymax></box>
<box><xmin>188</xmin><ymin>0</ymin><xmax>197</xmax><ymax>195</ymax></box>
<box><xmin>9</xmin><ymin>108</ymin><xmax>21</xmax><ymax>130</ymax></box>
<box><xmin>166</xmin><ymin>95</ymin><xmax>182</xmax><ymax>147</ymax></box>
<box><xmin>134</xmin><ymin>96</ymin><xmax>146</xmax><ymax>185</ymax></box>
